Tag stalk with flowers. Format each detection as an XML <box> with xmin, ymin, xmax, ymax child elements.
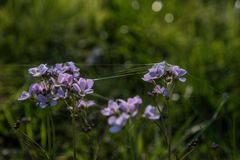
<box><xmin>17</xmin><ymin>61</ymin><xmax>187</xmax><ymax>160</ymax></box>
<box><xmin>18</xmin><ymin>62</ymin><xmax>95</xmax><ymax>160</ymax></box>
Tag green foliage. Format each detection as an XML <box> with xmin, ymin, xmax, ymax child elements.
<box><xmin>0</xmin><ymin>0</ymin><xmax>240</xmax><ymax>159</ymax></box>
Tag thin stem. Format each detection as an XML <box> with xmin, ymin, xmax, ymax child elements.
<box><xmin>153</xmin><ymin>121</ymin><xmax>168</xmax><ymax>146</ymax></box>
<box><xmin>49</xmin><ymin>109</ymin><xmax>56</xmax><ymax>159</ymax></box>
<box><xmin>128</xmin><ymin>120</ymin><xmax>136</xmax><ymax>160</ymax></box>
<box><xmin>72</xmin><ymin>105</ymin><xmax>77</xmax><ymax>160</ymax></box>
<box><xmin>46</xmin><ymin>109</ymin><xmax>52</xmax><ymax>159</ymax></box>
<box><xmin>179</xmin><ymin>148</ymin><xmax>195</xmax><ymax>160</ymax></box>
<box><xmin>166</xmin><ymin>99</ymin><xmax>171</xmax><ymax>160</ymax></box>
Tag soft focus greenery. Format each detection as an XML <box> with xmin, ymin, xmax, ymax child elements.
<box><xmin>0</xmin><ymin>0</ymin><xmax>239</xmax><ymax>159</ymax></box>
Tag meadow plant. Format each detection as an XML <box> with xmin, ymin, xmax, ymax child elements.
<box><xmin>18</xmin><ymin>61</ymin><xmax>187</xmax><ymax>160</ymax></box>
<box><xmin>18</xmin><ymin>62</ymin><xmax>94</xmax><ymax>159</ymax></box>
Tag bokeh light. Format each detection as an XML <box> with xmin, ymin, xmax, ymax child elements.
<box><xmin>152</xmin><ymin>1</ymin><xmax>162</xmax><ymax>12</ymax></box>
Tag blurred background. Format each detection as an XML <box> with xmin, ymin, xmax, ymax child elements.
<box><xmin>0</xmin><ymin>0</ymin><xmax>240</xmax><ymax>159</ymax></box>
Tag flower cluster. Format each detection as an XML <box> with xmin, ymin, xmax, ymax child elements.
<box><xmin>142</xmin><ymin>61</ymin><xmax>187</xmax><ymax>97</ymax></box>
<box><xmin>18</xmin><ymin>62</ymin><xmax>94</xmax><ymax>109</ymax></box>
<box><xmin>18</xmin><ymin>61</ymin><xmax>187</xmax><ymax>134</ymax></box>
<box><xmin>101</xmin><ymin>96</ymin><xmax>142</xmax><ymax>133</ymax></box>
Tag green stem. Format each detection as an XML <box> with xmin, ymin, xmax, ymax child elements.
<box><xmin>128</xmin><ymin>120</ymin><xmax>136</xmax><ymax>160</ymax></box>
<box><xmin>46</xmin><ymin>109</ymin><xmax>52</xmax><ymax>159</ymax></box>
<box><xmin>179</xmin><ymin>148</ymin><xmax>195</xmax><ymax>160</ymax></box>
<box><xmin>166</xmin><ymin>100</ymin><xmax>171</xmax><ymax>160</ymax></box>
<box><xmin>72</xmin><ymin>106</ymin><xmax>77</xmax><ymax>160</ymax></box>
<box><xmin>49</xmin><ymin>109</ymin><xmax>55</xmax><ymax>159</ymax></box>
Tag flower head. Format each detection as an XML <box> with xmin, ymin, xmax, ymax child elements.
<box><xmin>28</xmin><ymin>64</ymin><xmax>48</xmax><ymax>77</ymax></box>
<box><xmin>118</xmin><ymin>95</ymin><xmax>142</xmax><ymax>117</ymax></box>
<box><xmin>72</xmin><ymin>78</ymin><xmax>94</xmax><ymax>97</ymax></box>
<box><xmin>169</xmin><ymin>65</ymin><xmax>187</xmax><ymax>82</ymax></box>
<box><xmin>143</xmin><ymin>105</ymin><xmax>160</xmax><ymax>120</ymax></box>
<box><xmin>108</xmin><ymin>113</ymin><xmax>130</xmax><ymax>133</ymax></box>
<box><xmin>152</xmin><ymin>85</ymin><xmax>168</xmax><ymax>97</ymax></box>
<box><xmin>101</xmin><ymin>96</ymin><xmax>142</xmax><ymax>133</ymax></box>
<box><xmin>29</xmin><ymin>82</ymin><xmax>46</xmax><ymax>94</ymax></box>
<box><xmin>142</xmin><ymin>62</ymin><xmax>165</xmax><ymax>82</ymax></box>
<box><xmin>36</xmin><ymin>94</ymin><xmax>57</xmax><ymax>108</ymax></box>
<box><xmin>101</xmin><ymin>100</ymin><xmax>120</xmax><ymax>116</ymax></box>
<box><xmin>78</xmin><ymin>100</ymin><xmax>95</xmax><ymax>108</ymax></box>
<box><xmin>58</xmin><ymin>73</ymin><xmax>73</xmax><ymax>86</ymax></box>
<box><xmin>18</xmin><ymin>91</ymin><xmax>30</xmax><ymax>101</ymax></box>
<box><xmin>18</xmin><ymin>62</ymin><xmax>94</xmax><ymax>110</ymax></box>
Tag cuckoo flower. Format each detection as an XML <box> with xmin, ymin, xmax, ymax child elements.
<box><xmin>28</xmin><ymin>64</ymin><xmax>48</xmax><ymax>77</ymax></box>
<box><xmin>101</xmin><ymin>100</ymin><xmax>119</xmax><ymax>116</ymax></box>
<box><xmin>169</xmin><ymin>65</ymin><xmax>187</xmax><ymax>82</ymax></box>
<box><xmin>47</xmin><ymin>62</ymin><xmax>80</xmax><ymax>78</ymax></box>
<box><xmin>152</xmin><ymin>85</ymin><xmax>169</xmax><ymax>97</ymax></box>
<box><xmin>101</xmin><ymin>96</ymin><xmax>142</xmax><ymax>133</ymax></box>
<box><xmin>118</xmin><ymin>96</ymin><xmax>142</xmax><ymax>117</ymax></box>
<box><xmin>72</xmin><ymin>78</ymin><xmax>94</xmax><ymax>97</ymax></box>
<box><xmin>29</xmin><ymin>82</ymin><xmax>46</xmax><ymax>94</ymax></box>
<box><xmin>51</xmin><ymin>87</ymin><xmax>66</xmax><ymax>99</ymax></box>
<box><xmin>143</xmin><ymin>61</ymin><xmax>187</xmax><ymax>99</ymax></box>
<box><xmin>36</xmin><ymin>94</ymin><xmax>57</xmax><ymax>108</ymax></box>
<box><xmin>142</xmin><ymin>62</ymin><xmax>165</xmax><ymax>82</ymax></box>
<box><xmin>58</xmin><ymin>73</ymin><xmax>73</xmax><ymax>86</ymax></box>
<box><xmin>78</xmin><ymin>100</ymin><xmax>95</xmax><ymax>108</ymax></box>
<box><xmin>18</xmin><ymin>62</ymin><xmax>92</xmax><ymax>110</ymax></box>
<box><xmin>65</xmin><ymin>61</ymin><xmax>80</xmax><ymax>77</ymax></box>
<box><xmin>108</xmin><ymin>113</ymin><xmax>130</xmax><ymax>133</ymax></box>
<box><xmin>18</xmin><ymin>91</ymin><xmax>30</xmax><ymax>101</ymax></box>
<box><xmin>143</xmin><ymin>105</ymin><xmax>160</xmax><ymax>120</ymax></box>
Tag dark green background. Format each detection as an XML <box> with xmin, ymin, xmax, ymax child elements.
<box><xmin>0</xmin><ymin>0</ymin><xmax>239</xmax><ymax>159</ymax></box>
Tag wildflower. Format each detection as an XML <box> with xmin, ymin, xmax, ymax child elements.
<box><xmin>108</xmin><ymin>113</ymin><xmax>130</xmax><ymax>133</ymax></box>
<box><xmin>58</xmin><ymin>73</ymin><xmax>73</xmax><ymax>86</ymax></box>
<box><xmin>101</xmin><ymin>96</ymin><xmax>142</xmax><ymax>133</ymax></box>
<box><xmin>29</xmin><ymin>82</ymin><xmax>46</xmax><ymax>94</ymax></box>
<box><xmin>18</xmin><ymin>62</ymin><xmax>93</xmax><ymax>110</ymax></box>
<box><xmin>118</xmin><ymin>95</ymin><xmax>142</xmax><ymax>117</ymax></box>
<box><xmin>36</xmin><ymin>94</ymin><xmax>57</xmax><ymax>108</ymax></box>
<box><xmin>28</xmin><ymin>64</ymin><xmax>48</xmax><ymax>77</ymax></box>
<box><xmin>152</xmin><ymin>85</ymin><xmax>168</xmax><ymax>97</ymax></box>
<box><xmin>142</xmin><ymin>62</ymin><xmax>165</xmax><ymax>82</ymax></box>
<box><xmin>142</xmin><ymin>61</ymin><xmax>187</xmax><ymax>99</ymax></box>
<box><xmin>18</xmin><ymin>91</ymin><xmax>30</xmax><ymax>101</ymax></box>
<box><xmin>78</xmin><ymin>100</ymin><xmax>95</xmax><ymax>108</ymax></box>
<box><xmin>101</xmin><ymin>100</ymin><xmax>119</xmax><ymax>116</ymax></box>
<box><xmin>51</xmin><ymin>87</ymin><xmax>66</xmax><ymax>99</ymax></box>
<box><xmin>143</xmin><ymin>105</ymin><xmax>160</xmax><ymax>120</ymax></box>
<box><xmin>72</xmin><ymin>78</ymin><xmax>94</xmax><ymax>97</ymax></box>
<box><xmin>169</xmin><ymin>65</ymin><xmax>187</xmax><ymax>82</ymax></box>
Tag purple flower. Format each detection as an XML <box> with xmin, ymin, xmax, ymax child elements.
<box><xmin>118</xmin><ymin>96</ymin><xmax>142</xmax><ymax>116</ymax></box>
<box><xmin>51</xmin><ymin>87</ymin><xmax>66</xmax><ymax>99</ymax></box>
<box><xmin>29</xmin><ymin>82</ymin><xmax>45</xmax><ymax>94</ymax></box>
<box><xmin>101</xmin><ymin>100</ymin><xmax>119</xmax><ymax>116</ymax></box>
<box><xmin>72</xmin><ymin>78</ymin><xmax>94</xmax><ymax>97</ymax></box>
<box><xmin>142</xmin><ymin>62</ymin><xmax>166</xmax><ymax>82</ymax></box>
<box><xmin>65</xmin><ymin>61</ymin><xmax>80</xmax><ymax>77</ymax></box>
<box><xmin>148</xmin><ymin>62</ymin><xmax>165</xmax><ymax>78</ymax></box>
<box><xmin>78</xmin><ymin>100</ymin><xmax>95</xmax><ymax>108</ymax></box>
<box><xmin>36</xmin><ymin>94</ymin><xmax>57</xmax><ymax>108</ymax></box>
<box><xmin>152</xmin><ymin>85</ymin><xmax>169</xmax><ymax>97</ymax></box>
<box><xmin>170</xmin><ymin>65</ymin><xmax>187</xmax><ymax>82</ymax></box>
<box><xmin>48</xmin><ymin>62</ymin><xmax>80</xmax><ymax>78</ymax></box>
<box><xmin>108</xmin><ymin>113</ymin><xmax>130</xmax><ymax>133</ymax></box>
<box><xmin>143</xmin><ymin>105</ymin><xmax>160</xmax><ymax>120</ymax></box>
<box><xmin>18</xmin><ymin>91</ymin><xmax>30</xmax><ymax>101</ymax></box>
<box><xmin>58</xmin><ymin>73</ymin><xmax>73</xmax><ymax>86</ymax></box>
<box><xmin>28</xmin><ymin>64</ymin><xmax>48</xmax><ymax>77</ymax></box>
<box><xmin>18</xmin><ymin>62</ymin><xmax>85</xmax><ymax>109</ymax></box>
